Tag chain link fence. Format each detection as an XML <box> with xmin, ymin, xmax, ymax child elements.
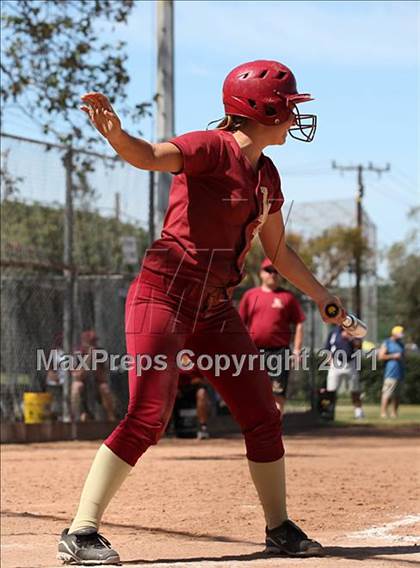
<box><xmin>288</xmin><ymin>198</ymin><xmax>378</xmax><ymax>344</ymax></box>
<box><xmin>1</xmin><ymin>133</ymin><xmax>150</xmax><ymax>423</ymax></box>
<box><xmin>1</xmin><ymin>132</ymin><xmax>380</xmax><ymax>427</ymax></box>
<box><xmin>1</xmin><ymin>270</ymin><xmax>133</xmax><ymax>422</ymax></box>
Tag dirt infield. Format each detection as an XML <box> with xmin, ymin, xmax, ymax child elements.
<box><xmin>2</xmin><ymin>429</ymin><xmax>420</xmax><ymax>568</ymax></box>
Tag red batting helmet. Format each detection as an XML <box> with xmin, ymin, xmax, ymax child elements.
<box><xmin>222</xmin><ymin>60</ymin><xmax>317</xmax><ymax>142</ymax></box>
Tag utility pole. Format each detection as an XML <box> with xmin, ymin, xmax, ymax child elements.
<box><xmin>149</xmin><ymin>171</ymin><xmax>155</xmax><ymax>245</ymax></box>
<box><xmin>332</xmin><ymin>161</ymin><xmax>390</xmax><ymax>318</ymax></box>
<box><xmin>156</xmin><ymin>0</ymin><xmax>175</xmax><ymax>233</ymax></box>
<box><xmin>114</xmin><ymin>192</ymin><xmax>122</xmax><ymax>273</ymax></box>
<box><xmin>309</xmin><ymin>299</ymin><xmax>316</xmax><ymax>412</ymax></box>
<box><xmin>62</xmin><ymin>148</ymin><xmax>75</xmax><ymax>423</ymax></box>
<box><xmin>114</xmin><ymin>192</ymin><xmax>121</xmax><ymax>222</ymax></box>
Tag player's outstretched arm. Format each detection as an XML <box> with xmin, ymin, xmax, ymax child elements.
<box><xmin>259</xmin><ymin>210</ymin><xmax>346</xmax><ymax>325</ymax></box>
<box><xmin>80</xmin><ymin>92</ymin><xmax>183</xmax><ymax>173</ymax></box>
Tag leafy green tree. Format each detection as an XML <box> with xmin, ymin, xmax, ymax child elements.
<box><xmin>387</xmin><ymin>207</ymin><xmax>420</xmax><ymax>344</ymax></box>
<box><xmin>0</xmin><ymin>149</ymin><xmax>24</xmax><ymax>200</ymax></box>
<box><xmin>377</xmin><ymin>283</ymin><xmax>398</xmax><ymax>341</ymax></box>
<box><xmin>1</xmin><ymin>0</ymin><xmax>149</xmax><ymax>206</ymax></box>
<box><xmin>241</xmin><ymin>226</ymin><xmax>370</xmax><ymax>293</ymax></box>
<box><xmin>304</xmin><ymin>226</ymin><xmax>370</xmax><ymax>287</ymax></box>
<box><xmin>1</xmin><ymin>1</ymin><xmax>152</xmax><ymax>272</ymax></box>
<box><xmin>1</xmin><ymin>199</ymin><xmax>148</xmax><ymax>273</ymax></box>
<box><xmin>1</xmin><ymin>0</ymin><xmax>149</xmax><ymax>148</ymax></box>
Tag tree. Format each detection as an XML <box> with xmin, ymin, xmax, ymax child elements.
<box><xmin>0</xmin><ymin>149</ymin><xmax>24</xmax><ymax>200</ymax></box>
<box><xmin>1</xmin><ymin>1</ymin><xmax>152</xmax><ymax>273</ymax></box>
<box><xmin>387</xmin><ymin>207</ymin><xmax>420</xmax><ymax>344</ymax></box>
<box><xmin>304</xmin><ymin>226</ymin><xmax>371</xmax><ymax>288</ymax></box>
<box><xmin>1</xmin><ymin>199</ymin><xmax>148</xmax><ymax>274</ymax></box>
<box><xmin>377</xmin><ymin>283</ymin><xmax>398</xmax><ymax>341</ymax></box>
<box><xmin>241</xmin><ymin>225</ymin><xmax>370</xmax><ymax>294</ymax></box>
<box><xmin>1</xmin><ymin>0</ymin><xmax>149</xmax><ymax>149</ymax></box>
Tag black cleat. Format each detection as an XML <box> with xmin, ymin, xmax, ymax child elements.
<box><xmin>265</xmin><ymin>519</ymin><xmax>325</xmax><ymax>557</ymax></box>
<box><xmin>57</xmin><ymin>528</ymin><xmax>121</xmax><ymax>565</ymax></box>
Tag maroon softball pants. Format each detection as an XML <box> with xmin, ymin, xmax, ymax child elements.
<box><xmin>105</xmin><ymin>269</ymin><xmax>284</xmax><ymax>466</ymax></box>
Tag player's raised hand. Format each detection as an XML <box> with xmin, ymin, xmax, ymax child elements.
<box><xmin>80</xmin><ymin>92</ymin><xmax>122</xmax><ymax>140</ymax></box>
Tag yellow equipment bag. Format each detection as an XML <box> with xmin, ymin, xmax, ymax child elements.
<box><xmin>23</xmin><ymin>392</ymin><xmax>52</xmax><ymax>424</ymax></box>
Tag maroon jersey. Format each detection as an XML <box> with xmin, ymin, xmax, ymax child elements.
<box><xmin>239</xmin><ymin>287</ymin><xmax>305</xmax><ymax>348</ymax></box>
<box><xmin>142</xmin><ymin>130</ymin><xmax>284</xmax><ymax>288</ymax></box>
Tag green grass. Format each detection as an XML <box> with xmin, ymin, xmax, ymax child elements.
<box><xmin>334</xmin><ymin>403</ymin><xmax>420</xmax><ymax>427</ymax></box>
<box><xmin>284</xmin><ymin>399</ymin><xmax>420</xmax><ymax>428</ymax></box>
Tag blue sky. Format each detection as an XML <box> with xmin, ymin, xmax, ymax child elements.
<box><xmin>3</xmin><ymin>1</ymin><xmax>419</xmax><ymax>254</ymax></box>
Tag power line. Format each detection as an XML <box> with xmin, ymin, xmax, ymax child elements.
<box><xmin>388</xmin><ymin>173</ymin><xmax>418</xmax><ymax>196</ymax></box>
<box><xmin>370</xmin><ymin>184</ymin><xmax>411</xmax><ymax>207</ymax></box>
<box><xmin>281</xmin><ymin>169</ymin><xmax>335</xmax><ymax>177</ymax></box>
<box><xmin>368</xmin><ymin>179</ymin><xmax>415</xmax><ymax>208</ymax></box>
<box><xmin>394</xmin><ymin>167</ymin><xmax>418</xmax><ymax>188</ymax></box>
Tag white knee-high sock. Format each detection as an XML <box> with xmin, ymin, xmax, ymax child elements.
<box><xmin>248</xmin><ymin>456</ymin><xmax>288</xmax><ymax>530</ymax></box>
<box><xmin>69</xmin><ymin>444</ymin><xmax>132</xmax><ymax>534</ymax></box>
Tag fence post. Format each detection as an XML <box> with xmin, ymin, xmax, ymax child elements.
<box><xmin>309</xmin><ymin>300</ymin><xmax>316</xmax><ymax>411</ymax></box>
<box><xmin>62</xmin><ymin>147</ymin><xmax>75</xmax><ymax>423</ymax></box>
<box><xmin>149</xmin><ymin>170</ymin><xmax>155</xmax><ymax>245</ymax></box>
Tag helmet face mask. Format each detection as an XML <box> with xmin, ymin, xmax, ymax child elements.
<box><xmin>288</xmin><ymin>105</ymin><xmax>317</xmax><ymax>143</ymax></box>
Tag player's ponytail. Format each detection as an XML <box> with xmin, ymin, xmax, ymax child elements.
<box><xmin>215</xmin><ymin>115</ymin><xmax>247</xmax><ymax>131</ymax></box>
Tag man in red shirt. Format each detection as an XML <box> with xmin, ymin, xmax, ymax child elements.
<box><xmin>239</xmin><ymin>258</ymin><xmax>305</xmax><ymax>414</ymax></box>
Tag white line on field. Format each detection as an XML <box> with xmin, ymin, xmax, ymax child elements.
<box><xmin>347</xmin><ymin>514</ymin><xmax>420</xmax><ymax>544</ymax></box>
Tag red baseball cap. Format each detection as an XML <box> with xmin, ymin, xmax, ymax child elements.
<box><xmin>261</xmin><ymin>257</ymin><xmax>277</xmax><ymax>271</ymax></box>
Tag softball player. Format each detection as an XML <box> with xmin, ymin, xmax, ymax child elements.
<box><xmin>58</xmin><ymin>60</ymin><xmax>345</xmax><ymax>564</ymax></box>
<box><xmin>325</xmin><ymin>326</ymin><xmax>364</xmax><ymax>419</ymax></box>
